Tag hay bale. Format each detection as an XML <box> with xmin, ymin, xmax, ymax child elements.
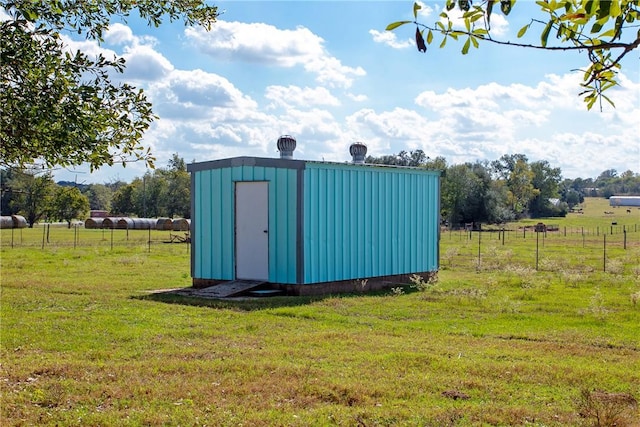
<box><xmin>132</xmin><ymin>218</ymin><xmax>157</xmax><ymax>230</ymax></box>
<box><xmin>11</xmin><ymin>215</ymin><xmax>27</xmax><ymax>228</ymax></box>
<box><xmin>0</xmin><ymin>216</ymin><xmax>14</xmax><ymax>229</ymax></box>
<box><xmin>102</xmin><ymin>217</ymin><xmax>122</xmax><ymax>229</ymax></box>
<box><xmin>172</xmin><ymin>218</ymin><xmax>190</xmax><ymax>231</ymax></box>
<box><xmin>116</xmin><ymin>218</ymin><xmax>135</xmax><ymax>229</ymax></box>
<box><xmin>84</xmin><ymin>217</ymin><xmax>105</xmax><ymax>229</ymax></box>
<box><xmin>156</xmin><ymin>218</ymin><xmax>173</xmax><ymax>230</ymax></box>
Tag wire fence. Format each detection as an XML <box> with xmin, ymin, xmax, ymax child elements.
<box><xmin>3</xmin><ymin>223</ymin><xmax>640</xmax><ymax>276</ymax></box>
<box><xmin>441</xmin><ymin>225</ymin><xmax>640</xmax><ymax>275</ymax></box>
<box><xmin>1</xmin><ymin>223</ymin><xmax>191</xmax><ymax>253</ymax></box>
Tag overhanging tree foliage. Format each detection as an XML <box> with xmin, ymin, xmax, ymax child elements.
<box><xmin>387</xmin><ymin>0</ymin><xmax>640</xmax><ymax>110</ymax></box>
<box><xmin>0</xmin><ymin>1</ymin><xmax>219</xmax><ymax>170</ymax></box>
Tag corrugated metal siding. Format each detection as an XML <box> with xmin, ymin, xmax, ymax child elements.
<box><xmin>192</xmin><ymin>166</ymin><xmax>298</xmax><ymax>283</ymax></box>
<box><xmin>303</xmin><ymin>163</ymin><xmax>439</xmax><ymax>284</ymax></box>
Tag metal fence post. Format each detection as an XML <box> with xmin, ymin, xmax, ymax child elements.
<box><xmin>603</xmin><ymin>234</ymin><xmax>606</xmax><ymax>272</ymax></box>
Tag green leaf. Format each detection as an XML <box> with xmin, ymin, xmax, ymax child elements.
<box><xmin>427</xmin><ymin>29</ymin><xmax>434</xmax><ymax>44</ymax></box>
<box><xmin>462</xmin><ymin>37</ymin><xmax>471</xmax><ymax>54</ymax></box>
<box><xmin>541</xmin><ymin>21</ymin><xmax>553</xmax><ymax>47</ymax></box>
<box><xmin>601</xmin><ymin>93</ymin><xmax>616</xmax><ymax>108</ymax></box>
<box><xmin>487</xmin><ymin>0</ymin><xmax>495</xmax><ymax>25</ymax></box>
<box><xmin>598</xmin><ymin>28</ymin><xmax>616</xmax><ymax>38</ymax></box>
<box><xmin>385</xmin><ymin>21</ymin><xmax>411</xmax><ymax>31</ymax></box>
<box><xmin>471</xmin><ymin>35</ymin><xmax>479</xmax><ymax>48</ymax></box>
<box><xmin>591</xmin><ymin>22</ymin><xmax>603</xmax><ymax>33</ymax></box>
<box><xmin>536</xmin><ymin>0</ymin><xmax>551</xmax><ymax>11</ymax></box>
<box><xmin>517</xmin><ymin>24</ymin><xmax>530</xmax><ymax>38</ymax></box>
<box><xmin>597</xmin><ymin>0</ymin><xmax>611</xmax><ymax>19</ymax></box>
<box><xmin>413</xmin><ymin>2</ymin><xmax>422</xmax><ymax>19</ymax></box>
<box><xmin>610</xmin><ymin>0</ymin><xmax>621</xmax><ymax>17</ymax></box>
<box><xmin>440</xmin><ymin>36</ymin><xmax>448</xmax><ymax>48</ymax></box>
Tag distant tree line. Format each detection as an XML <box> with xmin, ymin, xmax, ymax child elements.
<box><xmin>366</xmin><ymin>150</ymin><xmax>640</xmax><ymax>227</ymax></box>
<box><xmin>2</xmin><ymin>151</ymin><xmax>638</xmax><ymax>229</ymax></box>
<box><xmin>1</xmin><ymin>154</ymin><xmax>190</xmax><ymax>227</ymax></box>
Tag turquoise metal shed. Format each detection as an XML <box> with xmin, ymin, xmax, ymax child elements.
<box><xmin>187</xmin><ymin>141</ymin><xmax>440</xmax><ymax>295</ymax></box>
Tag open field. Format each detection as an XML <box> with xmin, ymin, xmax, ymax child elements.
<box><xmin>1</xmin><ymin>198</ymin><xmax>639</xmax><ymax>426</ymax></box>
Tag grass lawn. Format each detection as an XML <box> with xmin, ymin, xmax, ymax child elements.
<box><xmin>1</xmin><ymin>198</ymin><xmax>639</xmax><ymax>426</ymax></box>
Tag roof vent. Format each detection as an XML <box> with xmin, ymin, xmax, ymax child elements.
<box><xmin>277</xmin><ymin>135</ymin><xmax>296</xmax><ymax>160</ymax></box>
<box><xmin>349</xmin><ymin>142</ymin><xmax>367</xmax><ymax>164</ymax></box>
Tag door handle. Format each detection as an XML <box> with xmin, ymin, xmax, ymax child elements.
<box><xmin>263</xmin><ymin>230</ymin><xmax>268</xmax><ymax>233</ymax></box>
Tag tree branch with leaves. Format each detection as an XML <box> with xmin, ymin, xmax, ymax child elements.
<box><xmin>387</xmin><ymin>0</ymin><xmax>640</xmax><ymax>110</ymax></box>
<box><xmin>0</xmin><ymin>1</ymin><xmax>219</xmax><ymax>171</ymax></box>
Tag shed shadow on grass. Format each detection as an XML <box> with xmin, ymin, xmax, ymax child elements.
<box><xmin>133</xmin><ymin>285</ymin><xmax>409</xmax><ymax>311</ymax></box>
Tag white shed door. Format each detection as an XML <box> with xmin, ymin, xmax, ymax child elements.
<box><xmin>235</xmin><ymin>181</ymin><xmax>269</xmax><ymax>281</ymax></box>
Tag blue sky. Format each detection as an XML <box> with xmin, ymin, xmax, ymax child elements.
<box><xmin>46</xmin><ymin>1</ymin><xmax>639</xmax><ymax>184</ymax></box>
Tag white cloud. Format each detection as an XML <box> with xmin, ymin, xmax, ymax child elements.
<box><xmin>369</xmin><ymin>29</ymin><xmax>414</xmax><ymax>49</ymax></box>
<box><xmin>121</xmin><ymin>44</ymin><xmax>174</xmax><ymax>81</ymax></box>
<box><xmin>264</xmin><ymin>85</ymin><xmax>340</xmax><ymax>108</ymax></box>
<box><xmin>185</xmin><ymin>20</ymin><xmax>365</xmax><ymax>88</ymax></box>
<box><xmin>147</xmin><ymin>69</ymin><xmax>258</xmax><ymax>120</ymax></box>
<box><xmin>105</xmin><ymin>23</ymin><xmax>137</xmax><ymax>45</ymax></box>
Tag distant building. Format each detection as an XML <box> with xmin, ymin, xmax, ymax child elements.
<box><xmin>609</xmin><ymin>196</ymin><xmax>640</xmax><ymax>207</ymax></box>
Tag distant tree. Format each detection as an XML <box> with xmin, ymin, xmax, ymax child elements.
<box><xmin>83</xmin><ymin>183</ymin><xmax>113</xmax><ymax>211</ymax></box>
<box><xmin>561</xmin><ymin>188</ymin><xmax>583</xmax><ymax>208</ymax></box>
<box><xmin>491</xmin><ymin>154</ymin><xmax>539</xmax><ymax>217</ymax></box>
<box><xmin>366</xmin><ymin>149</ymin><xmax>429</xmax><ymax>166</ymax></box>
<box><xmin>506</xmin><ymin>159</ymin><xmax>539</xmax><ymax>216</ymax></box>
<box><xmin>490</xmin><ymin>154</ymin><xmax>529</xmax><ymax>181</ymax></box>
<box><xmin>387</xmin><ymin>1</ymin><xmax>640</xmax><ymax>110</ymax></box>
<box><xmin>136</xmin><ymin>172</ymin><xmax>168</xmax><ymax>218</ymax></box>
<box><xmin>111</xmin><ymin>183</ymin><xmax>136</xmax><ymax>216</ymax></box>
<box><xmin>1</xmin><ymin>168</ymin><xmax>19</xmax><ymax>215</ymax></box>
<box><xmin>8</xmin><ymin>169</ymin><xmax>55</xmax><ymax>227</ymax></box>
<box><xmin>48</xmin><ymin>186</ymin><xmax>90</xmax><ymax>227</ymax></box>
<box><xmin>528</xmin><ymin>160</ymin><xmax>564</xmax><ymax>217</ymax></box>
<box><xmin>1</xmin><ymin>1</ymin><xmax>219</xmax><ymax>170</ymax></box>
<box><xmin>423</xmin><ymin>156</ymin><xmax>448</xmax><ymax>172</ymax></box>
<box><xmin>441</xmin><ymin>163</ymin><xmax>487</xmax><ymax>225</ymax></box>
<box><xmin>165</xmin><ymin>154</ymin><xmax>190</xmax><ymax>218</ymax></box>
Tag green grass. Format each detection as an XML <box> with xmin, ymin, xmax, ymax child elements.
<box><xmin>2</xmin><ymin>198</ymin><xmax>639</xmax><ymax>426</ymax></box>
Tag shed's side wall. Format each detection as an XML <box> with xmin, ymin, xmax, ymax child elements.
<box><xmin>192</xmin><ymin>166</ymin><xmax>298</xmax><ymax>283</ymax></box>
<box><xmin>303</xmin><ymin>163</ymin><xmax>439</xmax><ymax>284</ymax></box>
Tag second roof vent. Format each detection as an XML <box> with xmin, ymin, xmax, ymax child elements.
<box><xmin>349</xmin><ymin>142</ymin><xmax>367</xmax><ymax>164</ymax></box>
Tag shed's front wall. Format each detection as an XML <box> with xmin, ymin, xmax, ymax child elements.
<box><xmin>191</xmin><ymin>164</ymin><xmax>299</xmax><ymax>284</ymax></box>
<box><xmin>303</xmin><ymin>163</ymin><xmax>439</xmax><ymax>284</ymax></box>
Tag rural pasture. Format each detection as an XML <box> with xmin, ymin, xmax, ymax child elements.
<box><xmin>1</xmin><ymin>198</ymin><xmax>639</xmax><ymax>426</ymax></box>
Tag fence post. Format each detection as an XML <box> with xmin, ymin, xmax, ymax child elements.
<box><xmin>148</xmin><ymin>226</ymin><xmax>152</xmax><ymax>253</ymax></box>
<box><xmin>477</xmin><ymin>230</ymin><xmax>481</xmax><ymax>271</ymax></box>
<box><xmin>536</xmin><ymin>232</ymin><xmax>540</xmax><ymax>271</ymax></box>
<box><xmin>41</xmin><ymin>224</ymin><xmax>46</xmax><ymax>249</ymax></box>
<box><xmin>624</xmin><ymin>229</ymin><xmax>627</xmax><ymax>250</ymax></box>
<box><xmin>603</xmin><ymin>234</ymin><xmax>606</xmax><ymax>272</ymax></box>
